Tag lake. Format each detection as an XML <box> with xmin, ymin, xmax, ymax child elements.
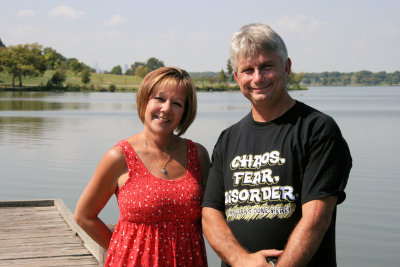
<box><xmin>1</xmin><ymin>87</ymin><xmax>399</xmax><ymax>266</ymax></box>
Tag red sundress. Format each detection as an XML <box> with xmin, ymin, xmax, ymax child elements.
<box><xmin>104</xmin><ymin>139</ymin><xmax>208</xmax><ymax>267</ymax></box>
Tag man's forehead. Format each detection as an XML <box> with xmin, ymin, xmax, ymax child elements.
<box><xmin>237</xmin><ymin>51</ymin><xmax>280</xmax><ymax>65</ymax></box>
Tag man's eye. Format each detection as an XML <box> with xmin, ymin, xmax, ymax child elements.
<box><xmin>243</xmin><ymin>69</ymin><xmax>253</xmax><ymax>74</ymax></box>
<box><xmin>261</xmin><ymin>65</ymin><xmax>273</xmax><ymax>70</ymax></box>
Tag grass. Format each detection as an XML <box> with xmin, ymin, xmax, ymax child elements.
<box><xmin>0</xmin><ymin>70</ymin><xmax>143</xmax><ymax>91</ymax></box>
<box><xmin>0</xmin><ymin>70</ymin><xmax>241</xmax><ymax>92</ymax></box>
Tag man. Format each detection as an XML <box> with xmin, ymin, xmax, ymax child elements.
<box><xmin>202</xmin><ymin>23</ymin><xmax>352</xmax><ymax>267</ymax></box>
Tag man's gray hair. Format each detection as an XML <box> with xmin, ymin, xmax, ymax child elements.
<box><xmin>230</xmin><ymin>23</ymin><xmax>288</xmax><ymax>72</ymax></box>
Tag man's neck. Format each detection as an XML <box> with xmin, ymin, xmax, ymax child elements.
<box><xmin>251</xmin><ymin>95</ymin><xmax>296</xmax><ymax>122</ymax></box>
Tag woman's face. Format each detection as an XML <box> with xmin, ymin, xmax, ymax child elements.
<box><xmin>144</xmin><ymin>85</ymin><xmax>186</xmax><ymax>136</ymax></box>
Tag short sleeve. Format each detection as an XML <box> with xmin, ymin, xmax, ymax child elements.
<box><xmin>301</xmin><ymin>118</ymin><xmax>352</xmax><ymax>205</ymax></box>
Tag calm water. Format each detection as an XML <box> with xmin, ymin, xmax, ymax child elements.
<box><xmin>1</xmin><ymin>87</ymin><xmax>399</xmax><ymax>266</ymax></box>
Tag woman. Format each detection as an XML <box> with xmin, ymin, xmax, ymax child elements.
<box><xmin>74</xmin><ymin>67</ymin><xmax>209</xmax><ymax>266</ymax></box>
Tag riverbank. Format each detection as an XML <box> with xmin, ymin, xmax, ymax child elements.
<box><xmin>0</xmin><ymin>70</ymin><xmax>308</xmax><ymax>92</ymax></box>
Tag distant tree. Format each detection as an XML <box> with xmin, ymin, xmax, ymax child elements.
<box><xmin>354</xmin><ymin>70</ymin><xmax>373</xmax><ymax>84</ymax></box>
<box><xmin>289</xmin><ymin>72</ymin><xmax>304</xmax><ymax>85</ymax></box>
<box><xmin>130</xmin><ymin>61</ymin><xmax>145</xmax><ymax>75</ymax></box>
<box><xmin>125</xmin><ymin>68</ymin><xmax>134</xmax><ymax>75</ymax></box>
<box><xmin>303</xmin><ymin>77</ymin><xmax>311</xmax><ymax>85</ymax></box>
<box><xmin>43</xmin><ymin>47</ymin><xmax>66</xmax><ymax>70</ymax></box>
<box><xmin>146</xmin><ymin>57</ymin><xmax>164</xmax><ymax>72</ymax></box>
<box><xmin>135</xmin><ymin>65</ymin><xmax>149</xmax><ymax>78</ymax></box>
<box><xmin>217</xmin><ymin>69</ymin><xmax>227</xmax><ymax>83</ymax></box>
<box><xmin>49</xmin><ymin>67</ymin><xmax>67</xmax><ymax>87</ymax></box>
<box><xmin>68</xmin><ymin>58</ymin><xmax>83</xmax><ymax>74</ymax></box>
<box><xmin>81</xmin><ymin>68</ymin><xmax>91</xmax><ymax>84</ymax></box>
<box><xmin>0</xmin><ymin>43</ymin><xmax>47</xmax><ymax>87</ymax></box>
<box><xmin>227</xmin><ymin>59</ymin><xmax>233</xmax><ymax>81</ymax></box>
<box><xmin>0</xmin><ymin>41</ymin><xmax>4</xmax><ymax>72</ymax></box>
<box><xmin>288</xmin><ymin>71</ymin><xmax>307</xmax><ymax>90</ymax></box>
<box><xmin>110</xmin><ymin>65</ymin><xmax>122</xmax><ymax>75</ymax></box>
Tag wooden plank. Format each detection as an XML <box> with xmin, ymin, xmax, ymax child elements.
<box><xmin>0</xmin><ymin>255</ymin><xmax>98</xmax><ymax>266</ymax></box>
<box><xmin>0</xmin><ymin>199</ymin><xmax>101</xmax><ymax>266</ymax></box>
<box><xmin>54</xmin><ymin>198</ymin><xmax>106</xmax><ymax>264</ymax></box>
<box><xmin>0</xmin><ymin>199</ymin><xmax>54</xmax><ymax>207</ymax></box>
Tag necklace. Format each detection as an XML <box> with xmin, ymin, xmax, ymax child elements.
<box><xmin>160</xmin><ymin>154</ymin><xmax>171</xmax><ymax>175</ymax></box>
<box><xmin>144</xmin><ymin>136</ymin><xmax>176</xmax><ymax>177</ymax></box>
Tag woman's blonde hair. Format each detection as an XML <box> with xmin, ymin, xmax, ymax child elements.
<box><xmin>136</xmin><ymin>67</ymin><xmax>197</xmax><ymax>136</ymax></box>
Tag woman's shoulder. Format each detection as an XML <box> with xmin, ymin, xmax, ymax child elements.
<box><xmin>103</xmin><ymin>145</ymin><xmax>126</xmax><ymax>167</ymax></box>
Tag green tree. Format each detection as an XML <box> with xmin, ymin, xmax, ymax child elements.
<box><xmin>68</xmin><ymin>58</ymin><xmax>83</xmax><ymax>74</ymax></box>
<box><xmin>354</xmin><ymin>70</ymin><xmax>373</xmax><ymax>84</ymax></box>
<box><xmin>81</xmin><ymin>68</ymin><xmax>91</xmax><ymax>84</ymax></box>
<box><xmin>289</xmin><ymin>72</ymin><xmax>304</xmax><ymax>84</ymax></box>
<box><xmin>217</xmin><ymin>69</ymin><xmax>227</xmax><ymax>83</ymax></box>
<box><xmin>43</xmin><ymin>47</ymin><xmax>66</xmax><ymax>70</ymax></box>
<box><xmin>226</xmin><ymin>59</ymin><xmax>233</xmax><ymax>81</ymax></box>
<box><xmin>135</xmin><ymin>65</ymin><xmax>149</xmax><ymax>78</ymax></box>
<box><xmin>0</xmin><ymin>43</ymin><xmax>4</xmax><ymax>72</ymax></box>
<box><xmin>110</xmin><ymin>65</ymin><xmax>122</xmax><ymax>75</ymax></box>
<box><xmin>146</xmin><ymin>57</ymin><xmax>164</xmax><ymax>72</ymax></box>
<box><xmin>130</xmin><ymin>61</ymin><xmax>145</xmax><ymax>75</ymax></box>
<box><xmin>0</xmin><ymin>43</ymin><xmax>47</xmax><ymax>87</ymax></box>
<box><xmin>288</xmin><ymin>72</ymin><xmax>307</xmax><ymax>90</ymax></box>
<box><xmin>125</xmin><ymin>68</ymin><xmax>134</xmax><ymax>75</ymax></box>
<box><xmin>49</xmin><ymin>67</ymin><xmax>67</xmax><ymax>87</ymax></box>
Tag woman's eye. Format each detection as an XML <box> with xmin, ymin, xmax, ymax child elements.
<box><xmin>173</xmin><ymin>102</ymin><xmax>183</xmax><ymax>107</ymax></box>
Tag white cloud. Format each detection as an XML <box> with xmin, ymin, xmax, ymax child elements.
<box><xmin>103</xmin><ymin>14</ymin><xmax>126</xmax><ymax>26</ymax></box>
<box><xmin>365</xmin><ymin>22</ymin><xmax>398</xmax><ymax>38</ymax></box>
<box><xmin>17</xmin><ymin>9</ymin><xmax>35</xmax><ymax>18</ymax></box>
<box><xmin>354</xmin><ymin>21</ymin><xmax>399</xmax><ymax>50</ymax></box>
<box><xmin>275</xmin><ymin>14</ymin><xmax>327</xmax><ymax>32</ymax></box>
<box><xmin>48</xmin><ymin>5</ymin><xmax>85</xmax><ymax>19</ymax></box>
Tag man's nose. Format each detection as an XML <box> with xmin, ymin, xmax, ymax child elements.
<box><xmin>253</xmin><ymin>69</ymin><xmax>263</xmax><ymax>82</ymax></box>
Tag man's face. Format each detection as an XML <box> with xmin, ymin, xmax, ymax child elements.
<box><xmin>234</xmin><ymin>50</ymin><xmax>291</xmax><ymax>107</ymax></box>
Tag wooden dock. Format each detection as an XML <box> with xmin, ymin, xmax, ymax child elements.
<box><xmin>0</xmin><ymin>199</ymin><xmax>105</xmax><ymax>266</ymax></box>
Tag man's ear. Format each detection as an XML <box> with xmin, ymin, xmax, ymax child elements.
<box><xmin>234</xmin><ymin>72</ymin><xmax>239</xmax><ymax>83</ymax></box>
<box><xmin>285</xmin><ymin>58</ymin><xmax>292</xmax><ymax>76</ymax></box>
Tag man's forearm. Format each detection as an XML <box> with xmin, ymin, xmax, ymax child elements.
<box><xmin>276</xmin><ymin>196</ymin><xmax>338</xmax><ymax>267</ymax></box>
<box><xmin>202</xmin><ymin>207</ymin><xmax>248</xmax><ymax>265</ymax></box>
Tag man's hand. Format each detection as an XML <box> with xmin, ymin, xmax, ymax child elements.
<box><xmin>233</xmin><ymin>249</ymin><xmax>282</xmax><ymax>267</ymax></box>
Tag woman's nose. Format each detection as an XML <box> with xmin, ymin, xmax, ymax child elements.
<box><xmin>161</xmin><ymin>100</ymin><xmax>171</xmax><ymax>112</ymax></box>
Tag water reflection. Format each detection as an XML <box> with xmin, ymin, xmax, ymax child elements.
<box><xmin>1</xmin><ymin>87</ymin><xmax>400</xmax><ymax>267</ymax></box>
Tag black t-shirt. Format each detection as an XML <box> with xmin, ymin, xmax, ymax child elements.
<box><xmin>202</xmin><ymin>101</ymin><xmax>352</xmax><ymax>267</ymax></box>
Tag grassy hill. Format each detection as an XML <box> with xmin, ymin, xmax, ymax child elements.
<box><xmin>0</xmin><ymin>70</ymin><xmax>239</xmax><ymax>92</ymax></box>
<box><xmin>0</xmin><ymin>70</ymin><xmax>142</xmax><ymax>91</ymax></box>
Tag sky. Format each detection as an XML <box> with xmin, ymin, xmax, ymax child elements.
<box><xmin>1</xmin><ymin>0</ymin><xmax>399</xmax><ymax>73</ymax></box>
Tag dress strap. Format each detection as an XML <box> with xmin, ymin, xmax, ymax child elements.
<box><xmin>115</xmin><ymin>139</ymin><xmax>136</xmax><ymax>173</ymax></box>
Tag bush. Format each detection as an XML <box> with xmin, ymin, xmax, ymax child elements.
<box><xmin>49</xmin><ymin>69</ymin><xmax>66</xmax><ymax>87</ymax></box>
<box><xmin>109</xmin><ymin>84</ymin><xmax>116</xmax><ymax>92</ymax></box>
<box><xmin>81</xmin><ymin>69</ymin><xmax>91</xmax><ymax>84</ymax></box>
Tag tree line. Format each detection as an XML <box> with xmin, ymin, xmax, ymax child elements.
<box><xmin>301</xmin><ymin>71</ymin><xmax>400</xmax><ymax>86</ymax></box>
<box><xmin>1</xmin><ymin>39</ymin><xmax>399</xmax><ymax>89</ymax></box>
<box><xmin>0</xmin><ymin>39</ymin><xmax>93</xmax><ymax>87</ymax></box>
<box><xmin>107</xmin><ymin>57</ymin><xmax>165</xmax><ymax>77</ymax></box>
